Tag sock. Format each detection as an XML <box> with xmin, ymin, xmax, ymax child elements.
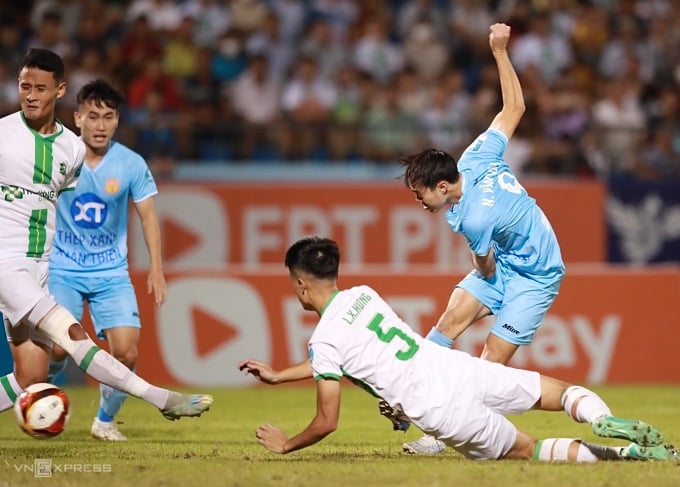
<box><xmin>561</xmin><ymin>386</ymin><xmax>612</xmax><ymax>423</ymax></box>
<box><xmin>47</xmin><ymin>358</ymin><xmax>69</xmax><ymax>384</ymax></box>
<box><xmin>533</xmin><ymin>438</ymin><xmax>601</xmax><ymax>462</ymax></box>
<box><xmin>426</xmin><ymin>327</ymin><xmax>454</xmax><ymax>348</ymax></box>
<box><xmin>0</xmin><ymin>373</ymin><xmax>22</xmax><ymax>412</ymax></box>
<box><xmin>70</xmin><ymin>338</ymin><xmax>169</xmax><ymax>409</ymax></box>
<box><xmin>97</xmin><ymin>378</ymin><xmax>131</xmax><ymax>422</ymax></box>
<box><xmin>580</xmin><ymin>441</ymin><xmax>626</xmax><ymax>461</ymax></box>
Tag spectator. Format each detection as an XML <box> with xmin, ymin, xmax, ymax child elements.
<box><xmin>279</xmin><ymin>56</ymin><xmax>337</xmax><ymax>159</ymax></box>
<box><xmin>127</xmin><ymin>57</ymin><xmax>183</xmax><ymax>114</ymax></box>
<box><xmin>245</xmin><ymin>12</ymin><xmax>296</xmax><ymax>83</ymax></box>
<box><xmin>162</xmin><ymin>16</ymin><xmax>200</xmax><ymax>79</ymax></box>
<box><xmin>327</xmin><ymin>65</ymin><xmax>364</xmax><ymax>160</ymax></box>
<box><xmin>591</xmin><ymin>77</ymin><xmax>646</xmax><ymax>178</ymax></box>
<box><xmin>126</xmin><ymin>0</ymin><xmax>183</xmax><ymax>36</ymax></box>
<box><xmin>181</xmin><ymin>0</ymin><xmax>230</xmax><ymax>47</ymax></box>
<box><xmin>211</xmin><ymin>33</ymin><xmax>249</xmax><ymax>83</ymax></box>
<box><xmin>299</xmin><ymin>18</ymin><xmax>351</xmax><ymax>81</ymax></box>
<box><xmin>353</xmin><ymin>18</ymin><xmax>404</xmax><ymax>84</ymax></box>
<box><xmin>360</xmin><ymin>83</ymin><xmax>420</xmax><ymax>163</ymax></box>
<box><xmin>230</xmin><ymin>54</ymin><xmax>282</xmax><ymax>160</ymax></box>
<box><xmin>228</xmin><ymin>0</ymin><xmax>269</xmax><ymax>35</ymax></box>
<box><xmin>119</xmin><ymin>14</ymin><xmax>164</xmax><ymax>82</ymax></box>
<box><xmin>402</xmin><ymin>20</ymin><xmax>449</xmax><ymax>83</ymax></box>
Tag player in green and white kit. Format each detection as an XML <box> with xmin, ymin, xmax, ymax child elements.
<box><xmin>239</xmin><ymin>237</ymin><xmax>676</xmax><ymax>462</ymax></box>
<box><xmin>0</xmin><ymin>48</ymin><xmax>212</xmax><ymax>422</ymax></box>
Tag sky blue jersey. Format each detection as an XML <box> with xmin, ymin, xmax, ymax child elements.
<box><xmin>50</xmin><ymin>141</ymin><xmax>157</xmax><ymax>276</ymax></box>
<box><xmin>445</xmin><ymin>129</ymin><xmax>564</xmax><ymax>276</ymax></box>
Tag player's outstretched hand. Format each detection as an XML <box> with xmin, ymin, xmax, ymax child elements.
<box><xmin>489</xmin><ymin>23</ymin><xmax>511</xmax><ymax>53</ymax></box>
<box><xmin>256</xmin><ymin>423</ymin><xmax>288</xmax><ymax>454</ymax></box>
<box><xmin>238</xmin><ymin>359</ymin><xmax>279</xmax><ymax>385</ymax></box>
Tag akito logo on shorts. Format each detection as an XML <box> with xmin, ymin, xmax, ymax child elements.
<box><xmin>71</xmin><ymin>193</ymin><xmax>107</xmax><ymax>229</ymax></box>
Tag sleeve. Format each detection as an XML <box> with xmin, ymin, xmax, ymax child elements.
<box><xmin>308</xmin><ymin>342</ymin><xmax>342</xmax><ymax>382</ymax></box>
<box><xmin>130</xmin><ymin>155</ymin><xmax>158</xmax><ymax>203</ymax></box>
<box><xmin>60</xmin><ymin>140</ymin><xmax>85</xmax><ymax>193</ymax></box>
<box><xmin>458</xmin><ymin>129</ymin><xmax>508</xmax><ymax>171</ymax></box>
<box><xmin>462</xmin><ymin>209</ymin><xmax>495</xmax><ymax>256</ymax></box>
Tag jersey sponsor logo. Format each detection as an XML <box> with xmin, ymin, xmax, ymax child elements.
<box><xmin>1</xmin><ymin>184</ymin><xmax>56</xmax><ymax>202</ymax></box>
<box><xmin>71</xmin><ymin>193</ymin><xmax>108</xmax><ymax>229</ymax></box>
<box><xmin>59</xmin><ymin>162</ymin><xmax>66</xmax><ymax>175</ymax></box>
<box><xmin>502</xmin><ymin>323</ymin><xmax>520</xmax><ymax>335</ymax></box>
<box><xmin>1</xmin><ymin>185</ymin><xmax>24</xmax><ymax>202</ymax></box>
<box><xmin>105</xmin><ymin>178</ymin><xmax>120</xmax><ymax>194</ymax></box>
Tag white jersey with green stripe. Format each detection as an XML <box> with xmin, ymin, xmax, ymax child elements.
<box><xmin>308</xmin><ymin>285</ymin><xmax>458</xmax><ymax>431</ymax></box>
<box><xmin>0</xmin><ymin>111</ymin><xmax>85</xmax><ymax>263</ymax></box>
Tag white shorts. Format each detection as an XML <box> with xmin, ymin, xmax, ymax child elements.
<box><xmin>0</xmin><ymin>259</ymin><xmax>56</xmax><ymax>347</ymax></box>
<box><xmin>407</xmin><ymin>348</ymin><xmax>541</xmax><ymax>460</ymax></box>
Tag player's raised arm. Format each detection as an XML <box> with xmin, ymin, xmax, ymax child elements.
<box><xmin>487</xmin><ymin>23</ymin><xmax>525</xmax><ymax>140</ymax></box>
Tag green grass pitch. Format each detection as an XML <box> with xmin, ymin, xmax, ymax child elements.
<box><xmin>1</xmin><ymin>384</ymin><xmax>678</xmax><ymax>487</ymax></box>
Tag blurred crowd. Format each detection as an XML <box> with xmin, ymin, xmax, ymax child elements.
<box><xmin>2</xmin><ymin>0</ymin><xmax>680</xmax><ymax>180</ymax></box>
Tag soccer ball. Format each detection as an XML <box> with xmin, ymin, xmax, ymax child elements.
<box><xmin>14</xmin><ymin>383</ymin><xmax>71</xmax><ymax>439</ymax></box>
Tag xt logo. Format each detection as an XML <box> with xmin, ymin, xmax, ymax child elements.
<box><xmin>1</xmin><ymin>184</ymin><xmax>24</xmax><ymax>202</ymax></box>
<box><xmin>71</xmin><ymin>193</ymin><xmax>108</xmax><ymax>229</ymax></box>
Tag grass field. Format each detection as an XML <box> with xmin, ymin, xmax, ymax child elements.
<box><xmin>1</xmin><ymin>384</ymin><xmax>678</xmax><ymax>487</ymax></box>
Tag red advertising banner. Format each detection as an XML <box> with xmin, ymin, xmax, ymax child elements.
<box><xmin>129</xmin><ymin>181</ymin><xmax>605</xmax><ymax>272</ymax></box>
<box><xmin>129</xmin><ymin>266</ymin><xmax>680</xmax><ymax>386</ymax></box>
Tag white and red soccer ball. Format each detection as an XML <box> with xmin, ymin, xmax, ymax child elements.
<box><xmin>14</xmin><ymin>382</ymin><xmax>71</xmax><ymax>438</ymax></box>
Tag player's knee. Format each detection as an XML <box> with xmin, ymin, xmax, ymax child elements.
<box><xmin>37</xmin><ymin>305</ymin><xmax>90</xmax><ymax>355</ymax></box>
<box><xmin>15</xmin><ymin>370</ymin><xmax>48</xmax><ymax>389</ymax></box>
<box><xmin>50</xmin><ymin>344</ymin><xmax>68</xmax><ymax>362</ymax></box>
<box><xmin>503</xmin><ymin>431</ymin><xmax>536</xmax><ymax>460</ymax></box>
<box><xmin>68</xmin><ymin>324</ymin><xmax>88</xmax><ymax>340</ymax></box>
<box><xmin>113</xmin><ymin>348</ymin><xmax>137</xmax><ymax>369</ymax></box>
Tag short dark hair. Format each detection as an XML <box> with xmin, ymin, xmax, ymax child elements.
<box><xmin>285</xmin><ymin>237</ymin><xmax>340</xmax><ymax>280</ymax></box>
<box><xmin>19</xmin><ymin>48</ymin><xmax>65</xmax><ymax>82</ymax></box>
<box><xmin>398</xmin><ymin>148</ymin><xmax>460</xmax><ymax>190</ymax></box>
<box><xmin>77</xmin><ymin>79</ymin><xmax>125</xmax><ymax>111</ymax></box>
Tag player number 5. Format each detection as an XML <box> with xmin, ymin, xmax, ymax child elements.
<box><xmin>366</xmin><ymin>314</ymin><xmax>419</xmax><ymax>361</ymax></box>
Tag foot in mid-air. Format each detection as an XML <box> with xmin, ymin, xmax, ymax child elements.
<box><xmin>403</xmin><ymin>434</ymin><xmax>446</xmax><ymax>455</ymax></box>
<box><xmin>592</xmin><ymin>416</ymin><xmax>664</xmax><ymax>446</ymax></box>
<box><xmin>91</xmin><ymin>417</ymin><xmax>128</xmax><ymax>441</ymax></box>
<box><xmin>620</xmin><ymin>443</ymin><xmax>679</xmax><ymax>461</ymax></box>
<box><xmin>160</xmin><ymin>393</ymin><xmax>213</xmax><ymax>420</ymax></box>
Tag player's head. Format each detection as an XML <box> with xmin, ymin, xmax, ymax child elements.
<box><xmin>285</xmin><ymin>237</ymin><xmax>340</xmax><ymax>311</ymax></box>
<box><xmin>74</xmin><ymin>79</ymin><xmax>125</xmax><ymax>154</ymax></box>
<box><xmin>18</xmin><ymin>48</ymin><xmax>66</xmax><ymax>124</ymax></box>
<box><xmin>398</xmin><ymin>148</ymin><xmax>460</xmax><ymax>213</ymax></box>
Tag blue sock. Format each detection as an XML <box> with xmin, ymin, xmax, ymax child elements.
<box><xmin>47</xmin><ymin>359</ymin><xmax>68</xmax><ymax>384</ymax></box>
<box><xmin>97</xmin><ymin>382</ymin><xmax>129</xmax><ymax>423</ymax></box>
<box><xmin>426</xmin><ymin>327</ymin><xmax>454</xmax><ymax>348</ymax></box>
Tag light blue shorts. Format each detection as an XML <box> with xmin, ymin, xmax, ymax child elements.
<box><xmin>48</xmin><ymin>273</ymin><xmax>141</xmax><ymax>340</ymax></box>
<box><xmin>457</xmin><ymin>262</ymin><xmax>564</xmax><ymax>346</ymax></box>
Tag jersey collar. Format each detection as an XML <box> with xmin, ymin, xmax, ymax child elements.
<box><xmin>20</xmin><ymin>111</ymin><xmax>64</xmax><ymax>141</ymax></box>
<box><xmin>321</xmin><ymin>290</ymin><xmax>340</xmax><ymax>316</ymax></box>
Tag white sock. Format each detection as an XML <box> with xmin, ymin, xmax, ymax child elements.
<box><xmin>0</xmin><ymin>373</ymin><xmax>22</xmax><ymax>412</ymax></box>
<box><xmin>71</xmin><ymin>339</ymin><xmax>169</xmax><ymax>409</ymax></box>
<box><xmin>535</xmin><ymin>438</ymin><xmax>600</xmax><ymax>462</ymax></box>
<box><xmin>561</xmin><ymin>386</ymin><xmax>611</xmax><ymax>423</ymax></box>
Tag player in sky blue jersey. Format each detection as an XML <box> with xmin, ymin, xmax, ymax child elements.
<box><xmin>48</xmin><ymin>79</ymin><xmax>168</xmax><ymax>441</ymax></box>
<box><xmin>397</xmin><ymin>23</ymin><xmax>566</xmax><ymax>454</ymax></box>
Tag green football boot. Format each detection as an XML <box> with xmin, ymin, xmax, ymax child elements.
<box><xmin>592</xmin><ymin>416</ymin><xmax>663</xmax><ymax>446</ymax></box>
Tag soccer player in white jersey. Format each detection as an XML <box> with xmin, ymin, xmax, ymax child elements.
<box><xmin>43</xmin><ymin>78</ymin><xmax>167</xmax><ymax>441</ymax></box>
<box><xmin>396</xmin><ymin>23</ymin><xmax>566</xmax><ymax>453</ymax></box>
<box><xmin>0</xmin><ymin>48</ymin><xmax>212</xmax><ymax>423</ymax></box>
<box><xmin>239</xmin><ymin>237</ymin><xmax>676</xmax><ymax>462</ymax></box>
